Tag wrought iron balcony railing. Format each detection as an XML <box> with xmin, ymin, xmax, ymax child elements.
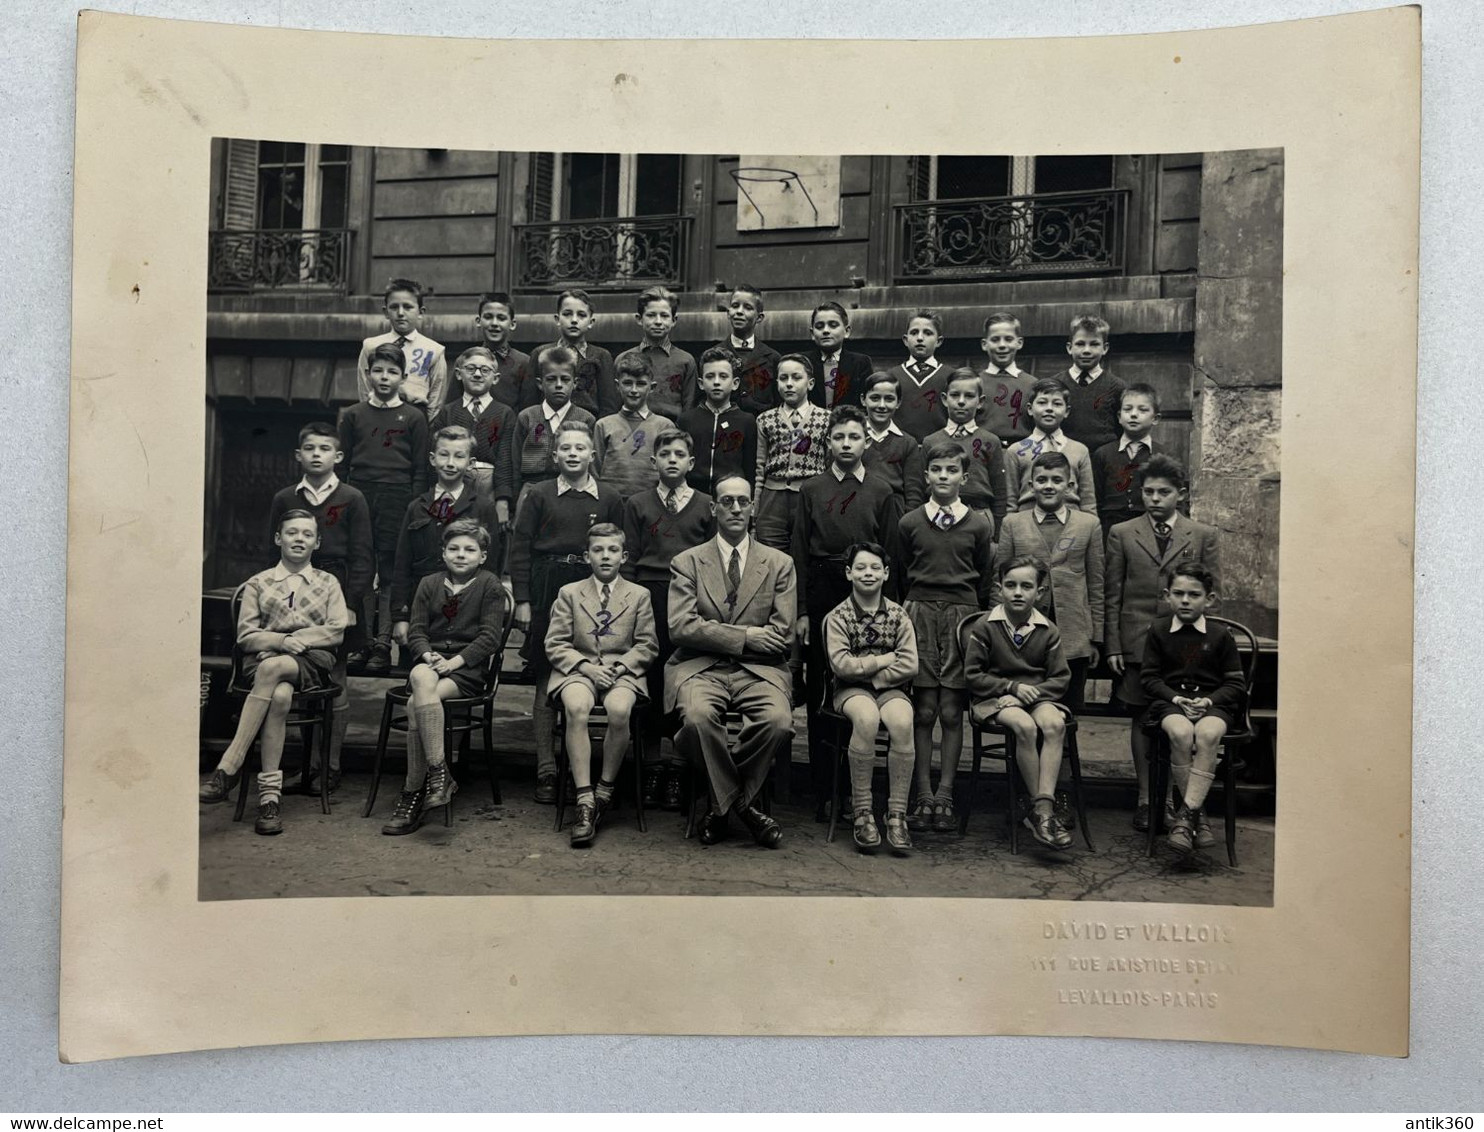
<box><xmin>208</xmin><ymin>228</ymin><xmax>354</xmax><ymax>293</ymax></box>
<box><xmin>893</xmin><ymin>188</ymin><xmax>1130</xmax><ymax>281</ymax></box>
<box><xmin>514</xmin><ymin>215</ymin><xmax>692</xmax><ymax>290</ymax></box>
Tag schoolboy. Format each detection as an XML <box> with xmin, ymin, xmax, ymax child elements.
<box><xmin>963</xmin><ymin>556</ymin><xmax>1075</xmax><ymax>849</ymax></box>
<box><xmin>1005</xmin><ymin>378</ymin><xmax>1097</xmax><ymax>514</ymax></box>
<box><xmin>338</xmin><ymin>343</ymin><xmax>430</xmax><ymax>672</ymax></box>
<box><xmin>1104</xmin><ymin>454</ymin><xmax>1221</xmax><ymax>832</ymax></box>
<box><xmin>896</xmin><ymin>441</ymin><xmax>996</xmax><ymax>833</ymax></box>
<box><xmin>507</xmin><ymin>347</ymin><xmax>598</xmax><ymax>519</ymax></box>
<box><xmin>471</xmin><ymin>292</ymin><xmax>533</xmax><ymax>412</ymax></box>
<box><xmin>509</xmin><ymin>421</ymin><xmax>625</xmax><ymax>802</ymax></box>
<box><xmin>620</xmin><ymin>429</ymin><xmax>716</xmax><ymax>808</ymax></box>
<box><xmin>544</xmin><ymin>523</ymin><xmax>659</xmax><ymax>847</ymax></box>
<box><xmin>997</xmin><ymin>450</ymin><xmax>1105</xmax><ymax>710</ymax></box>
<box><xmin>1060</xmin><ymin>314</ymin><xmax>1125</xmax><ymax>452</ymax></box>
<box><xmin>921</xmin><ymin>367</ymin><xmax>1008</xmax><ymax>538</ymax></box>
<box><xmin>385</xmin><ymin>518</ymin><xmax>508</xmax><ymax>836</ymax></box>
<box><xmin>978</xmin><ymin>311</ymin><xmax>1037</xmax><ymax>444</ymax></box>
<box><xmin>616</xmin><ymin>285</ymin><xmax>696</xmax><ymax>422</ymax></box>
<box><xmin>1090</xmin><ymin>383</ymin><xmax>1161</xmax><ymax>537</ymax></box>
<box><xmin>803</xmin><ymin>301</ymin><xmax>874</xmax><ymax>410</ymax></box>
<box><xmin>886</xmin><ymin>309</ymin><xmax>952</xmax><ymax>440</ymax></box>
<box><xmin>675</xmin><ymin>346</ymin><xmax>758</xmax><ymax>495</ymax></box>
<box><xmin>793</xmin><ymin>405</ymin><xmax>901</xmax><ymax>820</ymax></box>
<box><xmin>357</xmin><ymin>278</ymin><xmax>449</xmax><ymax>416</ymax></box>
<box><xmin>429</xmin><ymin>346</ymin><xmax>517</xmax><ymax>519</ymax></box>
<box><xmin>706</xmin><ymin>282</ymin><xmax>781</xmax><ymax>416</ymax></box>
<box><xmin>822</xmin><ymin>541</ymin><xmax>919</xmax><ymax>854</ymax></box>
<box><xmin>264</xmin><ymin>423</ymin><xmax>373</xmax><ymax>789</ymax></box>
<box><xmin>1140</xmin><ymin>564</ymin><xmax>1244</xmax><ymax>854</ymax></box>
<box><xmin>859</xmin><ymin>371</ymin><xmax>925</xmax><ymax>516</ymax></box>
<box><xmin>592</xmin><ymin>352</ymin><xmax>675</xmax><ymax>498</ymax></box>
<box><xmin>198</xmin><ymin>510</ymin><xmax>347</xmax><ymax>836</ymax></box>
<box><xmin>524</xmin><ymin>289</ymin><xmax>620</xmax><ymax>417</ymax></box>
<box><xmin>389</xmin><ymin>424</ymin><xmax>502</xmax><ymax>648</ymax></box>
<box><xmin>753</xmin><ymin>354</ymin><xmax>832</xmax><ymax>549</ymax></box>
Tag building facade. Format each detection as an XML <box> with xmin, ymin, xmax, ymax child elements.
<box><xmin>204</xmin><ymin>143</ymin><xmax>1281</xmax><ymax>636</ymax></box>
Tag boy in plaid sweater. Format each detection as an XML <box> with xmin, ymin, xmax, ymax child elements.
<box><xmin>753</xmin><ymin>354</ymin><xmax>832</xmax><ymax>549</ymax></box>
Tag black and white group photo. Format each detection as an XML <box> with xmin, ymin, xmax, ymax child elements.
<box><xmin>197</xmin><ymin>144</ymin><xmax>1282</xmax><ymax>905</ymax></box>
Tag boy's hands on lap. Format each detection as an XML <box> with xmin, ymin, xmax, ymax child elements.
<box><xmin>1014</xmin><ymin>682</ymin><xmax>1040</xmax><ymax>706</ymax></box>
<box><xmin>281</xmin><ymin>637</ymin><xmax>308</xmax><ymax>656</ymax></box>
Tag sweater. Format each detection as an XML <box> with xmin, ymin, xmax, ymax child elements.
<box><xmin>406</xmin><ymin>569</ymin><xmax>508</xmax><ymax>675</ymax></box>
<box><xmin>524</xmin><ymin>341</ymin><xmax>620</xmax><ymax>417</ymax></box>
<box><xmin>964</xmin><ymin>608</ymin><xmax>1071</xmax><ymax>703</ymax></box>
<box><xmin>337</xmin><ymin>401</ymin><xmax>430</xmax><ymax>492</ymax></box>
<box><xmin>390</xmin><ymin>485</ymin><xmax>501</xmax><ymax>620</ymax></box>
<box><xmin>755</xmin><ymin>402</ymin><xmax>832</xmax><ymax>488</ymax></box>
<box><xmin>508</xmin><ymin>479</ymin><xmax>625</xmax><ymax>602</ymax></box>
<box><xmin>1139</xmin><ymin>619</ymin><xmax>1245</xmax><ymax>712</ymax></box>
<box><xmin>888</xmin><ymin>360</ymin><xmax>952</xmax><ymax>440</ymax></box>
<box><xmin>1062</xmin><ymin>367</ymin><xmax>1125</xmax><ymax>452</ymax></box>
<box><xmin>236</xmin><ymin>564</ymin><xmax>347</xmax><ymax>652</ymax></box>
<box><xmin>265</xmin><ymin>481</ymin><xmax>374</xmax><ymax>609</ymax></box>
<box><xmin>593</xmin><ymin>409</ymin><xmax>676</xmax><ymax>497</ymax></box>
<box><xmin>615</xmin><ymin>341</ymin><xmax>696</xmax><ymax>422</ymax></box>
<box><xmin>1090</xmin><ymin>437</ymin><xmax>1153</xmax><ymax>527</ymax></box>
<box><xmin>979</xmin><ymin>364</ymin><xmax>1038</xmax><ymax>442</ymax></box>
<box><xmin>823</xmin><ymin>596</ymin><xmax>919</xmax><ymax>693</ymax></box>
<box><xmin>507</xmin><ymin>404</ymin><xmax>597</xmax><ymax>499</ymax></box>
<box><xmin>921</xmin><ymin>424</ymin><xmax>1008</xmax><ymax>531</ymax></box>
<box><xmin>896</xmin><ymin>505</ymin><xmax>996</xmax><ymax>608</ymax></box>
<box><xmin>1005</xmin><ymin>432</ymin><xmax>1097</xmax><ymax>513</ymax></box>
<box><xmin>620</xmin><ymin>488</ymin><xmax>716</xmax><ymax>583</ymax></box>
<box><xmin>429</xmin><ymin>397</ymin><xmax>518</xmax><ymax>502</ymax></box>
<box><xmin>792</xmin><ymin>470</ymin><xmax>899</xmax><ymax>579</ymax></box>
<box><xmin>863</xmin><ymin>431</ymin><xmax>924</xmax><ymax>505</ymax></box>
<box><xmin>705</xmin><ymin>339</ymin><xmax>782</xmax><ymax>416</ymax></box>
<box><xmin>675</xmin><ymin>403</ymin><xmax>758</xmax><ymax>495</ymax></box>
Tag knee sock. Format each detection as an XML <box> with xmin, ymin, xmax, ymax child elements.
<box><xmin>257</xmin><ymin>769</ymin><xmax>283</xmax><ymax>806</ymax></box>
<box><xmin>848</xmin><ymin>741</ymin><xmax>874</xmax><ymax>813</ymax></box>
<box><xmin>403</xmin><ymin>715</ymin><xmax>427</xmax><ymax>793</ymax></box>
<box><xmin>414</xmin><ymin>703</ymin><xmax>446</xmax><ymax>766</ymax></box>
<box><xmin>219</xmin><ymin>693</ymin><xmax>272</xmax><ymax>775</ymax></box>
<box><xmin>1170</xmin><ymin>753</ymin><xmax>1192</xmax><ymax>801</ymax></box>
<box><xmin>886</xmin><ymin>741</ymin><xmax>914</xmax><ymax>815</ymax></box>
<box><xmin>1184</xmin><ymin>766</ymin><xmax>1216</xmax><ymax>810</ymax></box>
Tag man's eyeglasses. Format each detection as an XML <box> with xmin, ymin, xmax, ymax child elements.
<box><xmin>716</xmin><ymin>496</ymin><xmax>753</xmax><ymax>511</ymax></box>
<box><xmin>461</xmin><ymin>365</ymin><xmax>498</xmax><ymax>377</ymax></box>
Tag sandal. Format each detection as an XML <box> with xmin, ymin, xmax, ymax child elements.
<box><xmin>884</xmin><ymin>810</ymin><xmax>913</xmax><ymax>855</ymax></box>
<box><xmin>852</xmin><ymin>809</ymin><xmax>881</xmax><ymax>853</ymax></box>
<box><xmin>906</xmin><ymin>796</ymin><xmax>934</xmax><ymax>832</ymax></box>
<box><xmin>931</xmin><ymin>798</ymin><xmax>957</xmax><ymax>833</ymax></box>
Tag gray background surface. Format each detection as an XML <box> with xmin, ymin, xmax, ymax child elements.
<box><xmin>4</xmin><ymin>0</ymin><xmax>1474</xmax><ymax>1111</ymax></box>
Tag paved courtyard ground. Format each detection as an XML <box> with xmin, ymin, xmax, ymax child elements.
<box><xmin>199</xmin><ymin>674</ymin><xmax>1275</xmax><ymax>905</ymax></box>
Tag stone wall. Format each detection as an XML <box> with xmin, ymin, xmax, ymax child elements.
<box><xmin>1191</xmin><ymin>149</ymin><xmax>1283</xmax><ymax>638</ymax></box>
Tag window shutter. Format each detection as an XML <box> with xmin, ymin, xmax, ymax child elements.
<box><xmin>222</xmin><ymin>138</ymin><xmax>259</xmax><ymax>230</ymax></box>
<box><xmin>527</xmin><ymin>152</ymin><xmax>555</xmax><ymax>221</ymax></box>
<box><xmin>910</xmin><ymin>154</ymin><xmax>933</xmax><ymax>201</ymax></box>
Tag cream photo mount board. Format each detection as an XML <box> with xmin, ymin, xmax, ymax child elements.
<box><xmin>62</xmin><ymin>9</ymin><xmax>1418</xmax><ymax>1061</ymax></box>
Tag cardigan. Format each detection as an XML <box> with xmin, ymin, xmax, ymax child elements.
<box><xmin>703</xmin><ymin>339</ymin><xmax>782</xmax><ymax>416</ymax></box>
<box><xmin>407</xmin><ymin>569</ymin><xmax>508</xmax><ymax>675</ymax></box>
<box><xmin>675</xmin><ymin>403</ymin><xmax>758</xmax><ymax>495</ymax></box>
<box><xmin>389</xmin><ymin>485</ymin><xmax>501</xmax><ymax>620</ymax></box>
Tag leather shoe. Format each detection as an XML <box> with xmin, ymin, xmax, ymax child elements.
<box><xmin>698</xmin><ymin>809</ymin><xmax>731</xmax><ymax>845</ymax></box>
<box><xmin>533</xmin><ymin>774</ymin><xmax>558</xmax><ymax>805</ymax></box>
<box><xmin>735</xmin><ymin>803</ymin><xmax>783</xmax><ymax>849</ymax></box>
<box><xmin>570</xmin><ymin>801</ymin><xmax>598</xmax><ymax>847</ymax></box>
<box><xmin>381</xmin><ymin>785</ymin><xmax>427</xmax><ymax>836</ymax></box>
<box><xmin>199</xmin><ymin>767</ymin><xmax>240</xmax><ymax>803</ymax></box>
<box><xmin>362</xmin><ymin>645</ymin><xmax>392</xmax><ymax>674</ymax></box>
<box><xmin>661</xmin><ymin>769</ymin><xmax>683</xmax><ymax>811</ymax></box>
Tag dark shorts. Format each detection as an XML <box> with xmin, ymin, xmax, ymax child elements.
<box><xmin>519</xmin><ymin>556</ymin><xmax>590</xmax><ymax>674</ymax></box>
<box><xmin>242</xmin><ymin>649</ymin><xmax>334</xmax><ymax>694</ymax></box>
<box><xmin>407</xmin><ymin>655</ymin><xmax>486</xmax><ymax>698</ymax></box>
<box><xmin>1148</xmin><ymin>701</ymin><xmax>1236</xmax><ymax>730</ymax></box>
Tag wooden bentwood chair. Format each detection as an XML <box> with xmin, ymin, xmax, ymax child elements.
<box><xmin>1143</xmin><ymin>615</ymin><xmax>1259</xmax><ymax>867</ymax></box>
<box><xmin>952</xmin><ymin>612</ymin><xmax>1096</xmax><ymax>854</ymax></box>
<box><xmin>362</xmin><ymin>603</ymin><xmax>516</xmax><ymax>826</ymax></box>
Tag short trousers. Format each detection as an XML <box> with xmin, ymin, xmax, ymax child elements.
<box><xmin>832</xmin><ymin>684</ymin><xmax>912</xmax><ymax>714</ymax></box>
<box><xmin>1147</xmin><ymin>700</ymin><xmax>1236</xmax><ymax>730</ymax></box>
<box><xmin>242</xmin><ymin>648</ymin><xmax>334</xmax><ymax>694</ymax></box>
<box><xmin>904</xmin><ymin>599</ymin><xmax>977</xmax><ymax>689</ymax></box>
<box><xmin>407</xmin><ymin>652</ymin><xmax>486</xmax><ymax>698</ymax></box>
<box><xmin>548</xmin><ymin>669</ymin><xmax>649</xmax><ymax>704</ymax></box>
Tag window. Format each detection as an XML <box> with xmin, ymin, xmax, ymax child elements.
<box><xmin>528</xmin><ymin>152</ymin><xmax>685</xmax><ymax>222</ymax></box>
<box><xmin>910</xmin><ymin>154</ymin><xmax>1112</xmax><ymax>201</ymax></box>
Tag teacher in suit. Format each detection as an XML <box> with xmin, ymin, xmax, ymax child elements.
<box><xmin>665</xmin><ymin>474</ymin><xmax>797</xmax><ymax>847</ymax></box>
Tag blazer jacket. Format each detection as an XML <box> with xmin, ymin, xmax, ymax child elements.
<box><xmin>663</xmin><ymin>540</ymin><xmax>798</xmax><ymax>712</ymax></box>
<box><xmin>996</xmin><ymin>508</ymin><xmax>1106</xmax><ymax>660</ymax></box>
<box><xmin>803</xmin><ymin>348</ymin><xmax>875</xmax><ymax>410</ymax></box>
<box><xmin>545</xmin><ymin>575</ymin><xmax>659</xmax><ymax>678</ymax></box>
<box><xmin>1103</xmin><ymin>514</ymin><xmax>1221</xmax><ymax>661</ymax></box>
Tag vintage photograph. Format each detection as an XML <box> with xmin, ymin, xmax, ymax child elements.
<box><xmin>196</xmin><ymin>143</ymin><xmax>1281</xmax><ymax>905</ymax></box>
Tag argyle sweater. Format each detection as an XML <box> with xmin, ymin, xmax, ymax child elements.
<box><xmin>755</xmin><ymin>402</ymin><xmax>832</xmax><ymax>487</ymax></box>
<box><xmin>823</xmin><ymin>596</ymin><xmax>919</xmax><ymax>693</ymax></box>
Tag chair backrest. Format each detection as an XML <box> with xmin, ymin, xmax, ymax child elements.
<box><xmin>955</xmin><ymin>609</ymin><xmax>993</xmax><ymax>672</ymax></box>
<box><xmin>479</xmin><ymin>595</ymin><xmax>519</xmax><ymax>695</ymax></box>
<box><xmin>1207</xmin><ymin>615</ymin><xmax>1259</xmax><ymax>729</ymax></box>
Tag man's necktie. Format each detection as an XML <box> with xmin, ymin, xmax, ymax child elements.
<box><xmin>1154</xmin><ymin>521</ymin><xmax>1173</xmax><ymax>558</ymax></box>
<box><xmin>665</xmin><ymin>489</ymin><xmax>679</xmax><ymax>514</ymax></box>
<box><xmin>727</xmin><ymin>548</ymin><xmax>742</xmax><ymax>606</ymax></box>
